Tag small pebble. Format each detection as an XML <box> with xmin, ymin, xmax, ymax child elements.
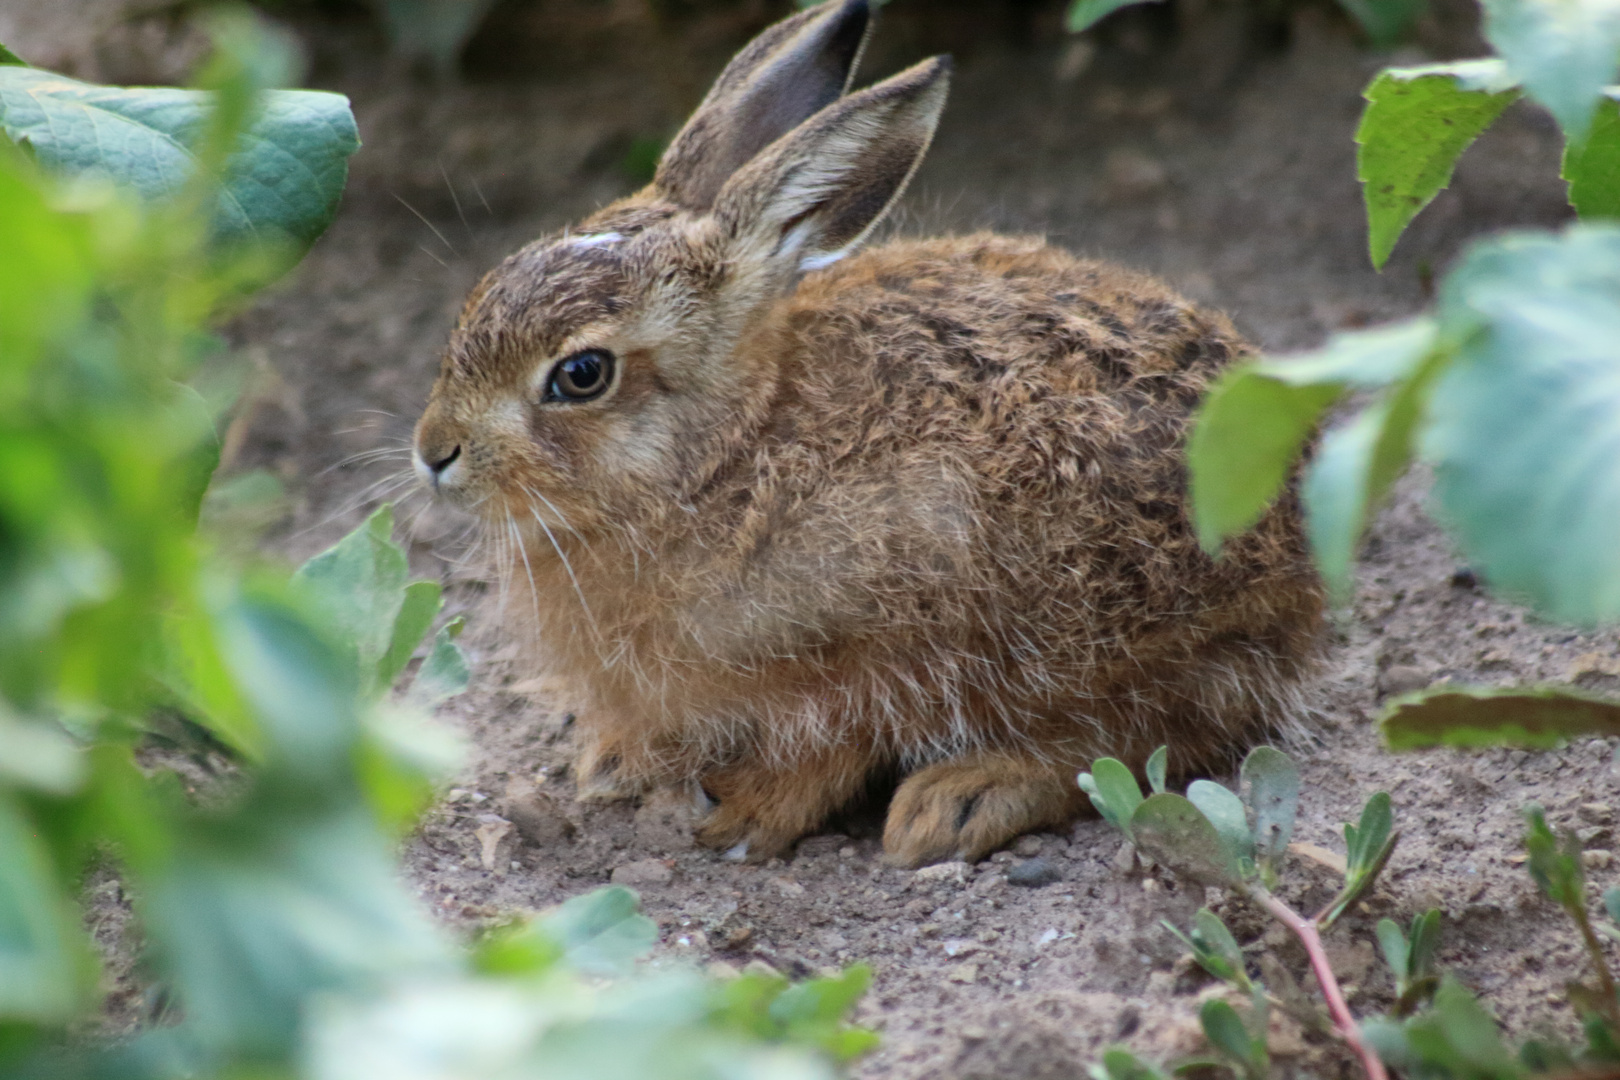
<box><xmin>1007</xmin><ymin>857</ymin><xmax>1062</xmax><ymax>887</ymax></box>
<box><xmin>947</xmin><ymin>962</ymin><xmax>979</xmax><ymax>984</ymax></box>
<box><xmin>1583</xmin><ymin>850</ymin><xmax>1613</xmax><ymax>869</ymax></box>
<box><xmin>1580</xmin><ymin>802</ymin><xmax>1615</xmax><ymax>825</ymax></box>
<box><xmin>1012</xmin><ymin>835</ymin><xmax>1045</xmax><ymax>857</ymax></box>
<box><xmin>610</xmin><ymin>858</ymin><xmax>673</xmax><ymax>886</ymax></box>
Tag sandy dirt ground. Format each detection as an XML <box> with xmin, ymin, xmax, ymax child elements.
<box><xmin>12</xmin><ymin>0</ymin><xmax>1620</xmax><ymax>1075</ymax></box>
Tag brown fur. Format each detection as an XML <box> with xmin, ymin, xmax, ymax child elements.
<box><xmin>412</xmin><ymin>2</ymin><xmax>1324</xmax><ymax>866</ymax></box>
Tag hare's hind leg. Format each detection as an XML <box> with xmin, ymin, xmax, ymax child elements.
<box><xmin>695</xmin><ymin>741</ymin><xmax>879</xmax><ymax>862</ymax></box>
<box><xmin>883</xmin><ymin>752</ymin><xmax>1088</xmax><ymax>867</ymax></box>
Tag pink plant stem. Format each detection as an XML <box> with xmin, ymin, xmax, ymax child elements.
<box><xmin>1251</xmin><ymin>887</ymin><xmax>1390</xmax><ymax>1080</ymax></box>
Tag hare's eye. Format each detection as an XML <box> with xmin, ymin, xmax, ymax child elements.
<box><xmin>543</xmin><ymin>349</ymin><xmax>615</xmax><ymax>403</ymax></box>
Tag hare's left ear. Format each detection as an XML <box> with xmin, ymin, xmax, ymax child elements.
<box><xmin>712</xmin><ymin>56</ymin><xmax>950</xmax><ymax>278</ymax></box>
<box><xmin>655</xmin><ymin>0</ymin><xmax>872</xmax><ymax>213</ymax></box>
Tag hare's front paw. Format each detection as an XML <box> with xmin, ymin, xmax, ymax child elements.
<box><xmin>694</xmin><ymin>747</ymin><xmax>878</xmax><ymax>863</ymax></box>
<box><xmin>883</xmin><ymin>755</ymin><xmax>1085</xmax><ymax>867</ymax></box>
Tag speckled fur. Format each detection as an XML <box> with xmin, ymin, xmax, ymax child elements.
<box><xmin>414</xmin><ymin>3</ymin><xmax>1323</xmax><ymax>866</ymax></box>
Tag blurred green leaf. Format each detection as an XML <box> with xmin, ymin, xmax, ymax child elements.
<box><xmin>1335</xmin><ymin>0</ymin><xmax>1426</xmax><ymax>46</ymax></box>
<box><xmin>380</xmin><ymin>579</ymin><xmax>441</xmax><ymax>688</ymax></box>
<box><xmin>1377</xmin><ymin>916</ymin><xmax>1410</xmax><ymax>980</ymax></box>
<box><xmin>0</xmin><ymin>42</ymin><xmax>25</xmax><ymax>66</ymax></box>
<box><xmin>1383</xmin><ymin>684</ymin><xmax>1620</xmax><ymax>749</ymax></box>
<box><xmin>1078</xmin><ymin>757</ymin><xmax>1144</xmax><ymax>839</ymax></box>
<box><xmin>295</xmin><ymin>506</ymin><xmax>409</xmax><ymax>699</ymax></box>
<box><xmin>1089</xmin><ymin>1046</ymin><xmax>1172</xmax><ymax>1080</ymax></box>
<box><xmin>1188</xmin><ymin>318</ymin><xmax>1436</xmax><ymax>552</ymax></box>
<box><xmin>1356</xmin><ymin>62</ymin><xmax>1520</xmax><ymax>268</ymax></box>
<box><xmin>1563</xmin><ymin>92</ymin><xmax>1620</xmax><ymax>219</ymax></box>
<box><xmin>538</xmin><ymin>887</ymin><xmax>658</xmax><ymax>977</ymax></box>
<box><xmin>1130</xmin><ymin>793</ymin><xmax>1240</xmax><ymax>886</ymax></box>
<box><xmin>0</xmin><ymin>793</ymin><xmax>94</xmax><ymax>1023</ymax></box>
<box><xmin>408</xmin><ymin>623</ymin><xmax>470</xmax><ymax>707</ymax></box>
<box><xmin>1199</xmin><ymin>998</ymin><xmax>1264</xmax><ymax>1075</ymax></box>
<box><xmin>1065</xmin><ymin>0</ymin><xmax>1163</xmax><ymax>32</ymax></box>
<box><xmin>1145</xmin><ymin>745</ymin><xmax>1168</xmax><ymax>795</ymax></box>
<box><xmin>1303</xmin><ymin>351</ymin><xmax>1443</xmax><ymax>599</ymax></box>
<box><xmin>373</xmin><ymin>0</ymin><xmax>501</xmax><ymax>78</ymax></box>
<box><xmin>0</xmin><ymin>711</ymin><xmax>83</xmax><ymax>795</ymax></box>
<box><xmin>1423</xmin><ymin>225</ymin><xmax>1620</xmax><ymax>624</ymax></box>
<box><xmin>1482</xmin><ymin>0</ymin><xmax>1620</xmax><ymax>140</ymax></box>
<box><xmin>1525</xmin><ymin>804</ymin><xmax>1585</xmax><ymax>911</ymax></box>
<box><xmin>0</xmin><ymin>67</ymin><xmax>359</xmax><ymax>253</ymax></box>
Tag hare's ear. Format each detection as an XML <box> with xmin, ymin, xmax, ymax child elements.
<box><xmin>655</xmin><ymin>0</ymin><xmax>871</xmax><ymax>212</ymax></box>
<box><xmin>713</xmin><ymin>56</ymin><xmax>949</xmax><ymax>276</ymax></box>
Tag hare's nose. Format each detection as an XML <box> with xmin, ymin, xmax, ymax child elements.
<box><xmin>414</xmin><ymin>443</ymin><xmax>462</xmax><ymax>487</ymax></box>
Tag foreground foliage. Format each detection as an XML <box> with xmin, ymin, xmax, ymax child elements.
<box><xmin>1082</xmin><ymin>747</ymin><xmax>1620</xmax><ymax>1080</ymax></box>
<box><xmin>0</xmin><ymin>17</ymin><xmax>871</xmax><ymax>1080</ymax></box>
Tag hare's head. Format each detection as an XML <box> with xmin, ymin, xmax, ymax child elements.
<box><xmin>413</xmin><ymin>0</ymin><xmax>949</xmax><ymax>534</ymax></box>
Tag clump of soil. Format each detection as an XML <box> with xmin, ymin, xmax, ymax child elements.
<box><xmin>10</xmin><ymin>0</ymin><xmax>1618</xmax><ymax>1074</ymax></box>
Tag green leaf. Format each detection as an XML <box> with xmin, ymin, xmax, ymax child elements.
<box><xmin>1240</xmin><ymin>746</ymin><xmax>1299</xmax><ymax>876</ymax></box>
<box><xmin>1188</xmin><ymin>319</ymin><xmax>1436</xmax><ymax>552</ymax></box>
<box><xmin>0</xmin><ymin>162</ymin><xmax>91</xmax><ymax>365</ymax></box>
<box><xmin>0</xmin><ymin>42</ymin><xmax>25</xmax><ymax>66</ymax></box>
<box><xmin>1078</xmin><ymin>757</ymin><xmax>1144</xmax><ymax>839</ymax></box>
<box><xmin>376</xmin><ymin>0</ymin><xmax>502</xmax><ymax>77</ymax></box>
<box><xmin>1065</xmin><ymin>0</ymin><xmax>1164</xmax><ymax>32</ymax></box>
<box><xmin>538</xmin><ymin>886</ymin><xmax>658</xmax><ymax>976</ymax></box>
<box><xmin>1377</xmin><ymin>917</ymin><xmax>1411</xmax><ymax>981</ymax></box>
<box><xmin>1356</xmin><ymin>62</ymin><xmax>1521</xmax><ymax>268</ymax></box>
<box><xmin>1130</xmin><ymin>793</ymin><xmax>1240</xmax><ymax>886</ymax></box>
<box><xmin>1383</xmin><ymin>685</ymin><xmax>1620</xmax><ymax>749</ymax></box>
<box><xmin>0</xmin><ymin>793</ymin><xmax>93</xmax><ymax>1023</ymax></box>
<box><xmin>1199</xmin><ymin>998</ymin><xmax>1262</xmax><ymax>1072</ymax></box>
<box><xmin>1167</xmin><ymin>908</ymin><xmax>1250</xmax><ymax>989</ymax></box>
<box><xmin>0</xmin><ymin>710</ymin><xmax>84</xmax><ymax>795</ymax></box>
<box><xmin>1335</xmin><ymin>0</ymin><xmax>1427</xmax><ymax>46</ymax></box>
<box><xmin>1563</xmin><ymin>92</ymin><xmax>1620</xmax><ymax>218</ymax></box>
<box><xmin>1302</xmin><ymin>350</ymin><xmax>1444</xmax><ymax>599</ymax></box>
<box><xmin>379</xmin><ymin>579</ymin><xmax>441</xmax><ymax>689</ymax></box>
<box><xmin>1145</xmin><ymin>745</ymin><xmax>1168</xmax><ymax>795</ymax></box>
<box><xmin>1408</xmin><ymin>909</ymin><xmax>1442</xmax><ymax>979</ymax></box>
<box><xmin>1347</xmin><ymin>792</ymin><xmax>1395</xmax><ymax>874</ymax></box>
<box><xmin>1482</xmin><ymin>0</ymin><xmax>1620</xmax><ymax>140</ymax></box>
<box><xmin>295</xmin><ymin>506</ymin><xmax>409</xmax><ymax>699</ymax></box>
<box><xmin>1187</xmin><ymin>780</ymin><xmax>1253</xmax><ymax>865</ymax></box>
<box><xmin>0</xmin><ymin>67</ymin><xmax>359</xmax><ymax>253</ymax></box>
<box><xmin>1424</xmin><ymin>225</ymin><xmax>1620</xmax><ymax>624</ymax></box>
<box><xmin>407</xmin><ymin>624</ymin><xmax>470</xmax><ymax>707</ymax></box>
<box><xmin>1092</xmin><ymin>1047</ymin><xmax>1172</xmax><ymax>1080</ymax></box>
<box><xmin>1525</xmin><ymin>804</ymin><xmax>1585</xmax><ymax>910</ymax></box>
<box><xmin>1187</xmin><ymin>370</ymin><xmax>1338</xmax><ymax>552</ymax></box>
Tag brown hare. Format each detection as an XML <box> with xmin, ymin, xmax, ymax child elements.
<box><xmin>412</xmin><ymin>0</ymin><xmax>1324</xmax><ymax>867</ymax></box>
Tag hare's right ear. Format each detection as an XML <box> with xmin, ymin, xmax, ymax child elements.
<box><xmin>654</xmin><ymin>0</ymin><xmax>871</xmax><ymax>212</ymax></box>
<box><xmin>712</xmin><ymin>56</ymin><xmax>950</xmax><ymax>279</ymax></box>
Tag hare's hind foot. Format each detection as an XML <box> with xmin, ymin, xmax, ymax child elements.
<box><xmin>694</xmin><ymin>743</ymin><xmax>876</xmax><ymax>863</ymax></box>
<box><xmin>882</xmin><ymin>752</ymin><xmax>1088</xmax><ymax>867</ymax></box>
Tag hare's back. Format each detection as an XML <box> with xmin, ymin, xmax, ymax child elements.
<box><xmin>779</xmin><ymin>232</ymin><xmax>1247</xmax><ymax>485</ymax></box>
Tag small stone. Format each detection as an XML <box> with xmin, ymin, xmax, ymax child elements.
<box><xmin>503</xmin><ymin>783</ymin><xmax>577</xmax><ymax>847</ymax></box>
<box><xmin>960</xmin><ymin>1025</ymin><xmax>989</xmax><ymax>1043</ymax></box>
<box><xmin>1583</xmin><ymin>850</ymin><xmax>1613</xmax><ymax>870</ymax></box>
<box><xmin>706</xmin><ymin>960</ymin><xmax>741</xmax><ymax>980</ymax></box>
<box><xmin>610</xmin><ymin>857</ymin><xmax>674</xmax><ymax>886</ymax></box>
<box><xmin>1012</xmin><ymin>835</ymin><xmax>1045</xmax><ymax>857</ymax></box>
<box><xmin>1578</xmin><ymin>826</ymin><xmax>1613</xmax><ymax>845</ymax></box>
<box><xmin>1569</xmin><ymin>653</ymin><xmax>1620</xmax><ymax>689</ymax></box>
<box><xmin>914</xmin><ymin>860</ymin><xmax>971</xmax><ymax>884</ymax></box>
<box><xmin>1378</xmin><ymin>664</ymin><xmax>1432</xmax><ymax>697</ymax></box>
<box><xmin>1450</xmin><ymin>566</ymin><xmax>1480</xmax><ymax>590</ymax></box>
<box><xmin>946</xmin><ymin>962</ymin><xmax>979</xmax><ymax>984</ymax></box>
<box><xmin>942</xmin><ymin>938</ymin><xmax>980</xmax><ymax>957</ymax></box>
<box><xmin>772</xmin><ymin>876</ymin><xmax>807</xmax><ymax>898</ymax></box>
<box><xmin>1580</xmin><ymin>802</ymin><xmax>1615</xmax><ymax>825</ymax></box>
<box><xmin>473</xmin><ymin>815</ymin><xmax>514</xmax><ymax>872</ymax></box>
<box><xmin>1007</xmin><ymin>857</ymin><xmax>1062</xmax><ymax>887</ymax></box>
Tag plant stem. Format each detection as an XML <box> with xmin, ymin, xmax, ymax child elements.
<box><xmin>1570</xmin><ymin>899</ymin><xmax>1620</xmax><ymax>1027</ymax></box>
<box><xmin>1249</xmin><ymin>885</ymin><xmax>1389</xmax><ymax>1080</ymax></box>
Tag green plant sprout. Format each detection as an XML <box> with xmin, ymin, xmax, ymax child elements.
<box><xmin>1079</xmin><ymin>746</ymin><xmax>1396</xmax><ymax>1080</ymax></box>
<box><xmin>1084</xmin><ymin>747</ymin><xmax>1620</xmax><ymax>1080</ymax></box>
